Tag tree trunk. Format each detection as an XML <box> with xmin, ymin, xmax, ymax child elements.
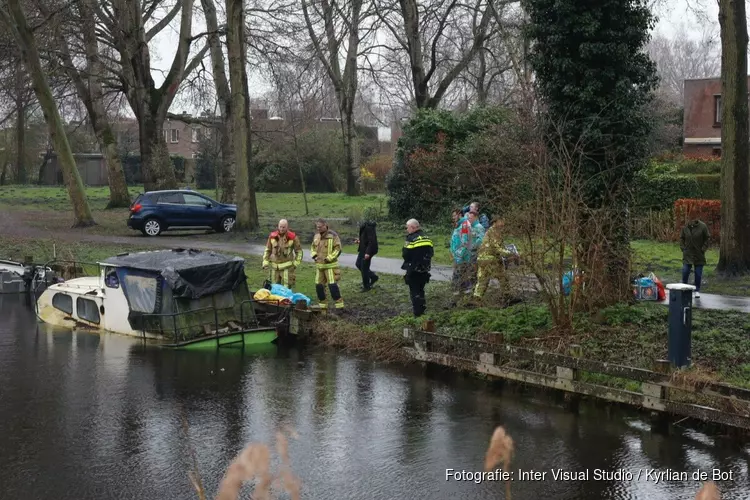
<box><xmin>227</xmin><ymin>0</ymin><xmax>257</xmax><ymax>229</ymax></box>
<box><xmin>342</xmin><ymin>117</ymin><xmax>360</xmax><ymax>195</ymax></box>
<box><xmin>14</xmin><ymin>55</ymin><xmax>27</xmax><ymax>184</ymax></box>
<box><xmin>200</xmin><ymin>0</ymin><xmax>235</xmax><ymax>203</ymax></box>
<box><xmin>717</xmin><ymin>0</ymin><xmax>750</xmax><ymax>275</ymax></box>
<box><xmin>5</xmin><ymin>0</ymin><xmax>94</xmax><ymax>226</ymax></box>
<box><xmin>242</xmin><ymin>65</ymin><xmax>258</xmax><ymax>226</ymax></box>
<box><xmin>219</xmin><ymin>122</ymin><xmax>235</xmax><ymax>203</ymax></box>
<box><xmin>139</xmin><ymin>115</ymin><xmax>176</xmax><ymax>192</ymax></box>
<box><xmin>100</xmin><ymin>132</ymin><xmax>131</xmax><ymax>208</ymax></box>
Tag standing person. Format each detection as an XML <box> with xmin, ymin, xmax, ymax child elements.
<box><xmin>311</xmin><ymin>218</ymin><xmax>344</xmax><ymax>309</ymax></box>
<box><xmin>402</xmin><ymin>219</ymin><xmax>434</xmax><ymax>317</ymax></box>
<box><xmin>450</xmin><ymin>208</ymin><xmax>470</xmax><ymax>294</ymax></box>
<box><xmin>680</xmin><ymin>218</ymin><xmax>710</xmax><ymax>298</ymax></box>
<box><xmin>262</xmin><ymin>219</ymin><xmax>303</xmax><ymax>289</ymax></box>
<box><xmin>466</xmin><ymin>210</ymin><xmax>486</xmax><ymax>292</ymax></box>
<box><xmin>354</xmin><ymin>218</ymin><xmax>379</xmax><ymax>291</ymax></box>
<box><xmin>473</xmin><ymin>220</ymin><xmax>511</xmax><ymax>300</ymax></box>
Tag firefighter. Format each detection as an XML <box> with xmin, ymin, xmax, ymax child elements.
<box><xmin>473</xmin><ymin>220</ymin><xmax>511</xmax><ymax>299</ymax></box>
<box><xmin>311</xmin><ymin>218</ymin><xmax>344</xmax><ymax>310</ymax></box>
<box><xmin>262</xmin><ymin>219</ymin><xmax>303</xmax><ymax>289</ymax></box>
<box><xmin>402</xmin><ymin>218</ymin><xmax>434</xmax><ymax>317</ymax></box>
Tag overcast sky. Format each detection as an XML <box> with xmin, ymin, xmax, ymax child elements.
<box><xmin>148</xmin><ymin>0</ymin><xmax>722</xmax><ymax>117</ymax></box>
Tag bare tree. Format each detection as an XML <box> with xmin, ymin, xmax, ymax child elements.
<box><xmin>96</xmin><ymin>0</ymin><xmax>208</xmax><ymax>191</ymax></box>
<box><xmin>38</xmin><ymin>0</ymin><xmax>131</xmax><ymax>208</ymax></box>
<box><xmin>648</xmin><ymin>26</ymin><xmax>720</xmax><ymax>105</ymax></box>
<box><xmin>301</xmin><ymin>0</ymin><xmax>370</xmax><ymax>195</ymax></box>
<box><xmin>373</xmin><ymin>0</ymin><xmax>496</xmax><ymax>109</ymax></box>
<box><xmin>1</xmin><ymin>0</ymin><xmax>95</xmax><ymax>226</ymax></box>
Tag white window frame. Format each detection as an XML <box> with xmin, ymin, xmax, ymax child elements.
<box><xmin>191</xmin><ymin>128</ymin><xmax>199</xmax><ymax>143</ymax></box>
<box><xmin>714</xmin><ymin>94</ymin><xmax>722</xmax><ymax>125</ymax></box>
<box><xmin>170</xmin><ymin>129</ymin><xmax>180</xmax><ymax>143</ymax></box>
<box><xmin>162</xmin><ymin>130</ymin><xmax>168</xmax><ymax>143</ymax></box>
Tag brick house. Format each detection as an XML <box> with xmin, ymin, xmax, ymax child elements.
<box><xmin>682</xmin><ymin>76</ymin><xmax>750</xmax><ymax>157</ymax></box>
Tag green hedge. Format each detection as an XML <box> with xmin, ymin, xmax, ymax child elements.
<box><xmin>694</xmin><ymin>174</ymin><xmax>721</xmax><ymax>200</ymax></box>
<box><xmin>633</xmin><ymin>171</ymin><xmax>700</xmax><ymax>211</ymax></box>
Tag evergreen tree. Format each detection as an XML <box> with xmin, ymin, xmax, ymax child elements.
<box><xmin>523</xmin><ymin>0</ymin><xmax>658</xmax><ymax>303</ymax></box>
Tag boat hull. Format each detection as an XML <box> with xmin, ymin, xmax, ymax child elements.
<box><xmin>164</xmin><ymin>327</ymin><xmax>279</xmax><ymax>349</ymax></box>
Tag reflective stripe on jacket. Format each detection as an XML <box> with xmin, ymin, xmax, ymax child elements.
<box><xmin>311</xmin><ymin>230</ymin><xmax>342</xmax><ymax>269</ymax></box>
<box><xmin>263</xmin><ymin>230</ymin><xmax>303</xmax><ymax>269</ymax></box>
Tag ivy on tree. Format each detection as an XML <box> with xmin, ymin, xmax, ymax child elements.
<box><xmin>523</xmin><ymin>0</ymin><xmax>659</xmax><ymax>302</ymax></box>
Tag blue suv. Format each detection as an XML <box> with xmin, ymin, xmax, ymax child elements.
<box><xmin>128</xmin><ymin>190</ymin><xmax>237</xmax><ymax>236</ymax></box>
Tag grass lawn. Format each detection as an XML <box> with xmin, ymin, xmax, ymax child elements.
<box><xmin>2</xmin><ymin>185</ymin><xmax>750</xmax><ymax>294</ymax></box>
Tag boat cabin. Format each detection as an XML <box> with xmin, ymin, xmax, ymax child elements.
<box><xmin>37</xmin><ymin>249</ymin><xmax>254</xmax><ymax>341</ymax></box>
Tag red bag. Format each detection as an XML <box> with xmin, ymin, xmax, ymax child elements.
<box><xmin>648</xmin><ymin>273</ymin><xmax>667</xmax><ymax>301</ymax></box>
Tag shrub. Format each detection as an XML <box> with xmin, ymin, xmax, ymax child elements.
<box><xmin>673</xmin><ymin>199</ymin><xmax>721</xmax><ymax>242</ymax></box>
<box><xmin>386</xmin><ymin>106</ymin><xmax>523</xmax><ymax>223</ymax></box>
<box><xmin>360</xmin><ymin>154</ymin><xmax>392</xmax><ymax>181</ymax></box>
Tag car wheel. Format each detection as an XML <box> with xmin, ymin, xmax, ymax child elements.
<box><xmin>142</xmin><ymin>218</ymin><xmax>162</xmax><ymax>236</ymax></box>
<box><xmin>219</xmin><ymin>215</ymin><xmax>236</xmax><ymax>233</ymax></box>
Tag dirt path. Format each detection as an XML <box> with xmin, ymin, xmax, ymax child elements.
<box><xmin>0</xmin><ymin>212</ymin><xmax>454</xmax><ymax>281</ymax></box>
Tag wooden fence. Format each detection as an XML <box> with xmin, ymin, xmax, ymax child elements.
<box><xmin>403</xmin><ymin>329</ymin><xmax>750</xmax><ymax>430</ymax></box>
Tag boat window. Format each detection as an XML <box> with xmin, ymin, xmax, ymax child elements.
<box><xmin>76</xmin><ymin>298</ymin><xmax>100</xmax><ymax>324</ymax></box>
<box><xmin>104</xmin><ymin>269</ymin><xmax>119</xmax><ymax>289</ymax></box>
<box><xmin>123</xmin><ymin>274</ymin><xmax>159</xmax><ymax>313</ymax></box>
<box><xmin>52</xmin><ymin>293</ymin><xmax>73</xmax><ymax>314</ymax></box>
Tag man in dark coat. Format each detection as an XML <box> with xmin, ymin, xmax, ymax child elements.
<box><xmin>402</xmin><ymin>218</ymin><xmax>434</xmax><ymax>317</ymax></box>
<box><xmin>680</xmin><ymin>218</ymin><xmax>710</xmax><ymax>298</ymax></box>
<box><xmin>354</xmin><ymin>219</ymin><xmax>379</xmax><ymax>291</ymax></box>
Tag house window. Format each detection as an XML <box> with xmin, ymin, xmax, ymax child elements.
<box><xmin>191</xmin><ymin>128</ymin><xmax>200</xmax><ymax>143</ymax></box>
<box><xmin>76</xmin><ymin>297</ymin><xmax>101</xmax><ymax>324</ymax></box>
<box><xmin>714</xmin><ymin>95</ymin><xmax>722</xmax><ymax>126</ymax></box>
<box><xmin>52</xmin><ymin>293</ymin><xmax>73</xmax><ymax>314</ymax></box>
<box><xmin>162</xmin><ymin>130</ymin><xmax>168</xmax><ymax>142</ymax></box>
<box><xmin>191</xmin><ymin>153</ymin><xmax>198</xmax><ymax>159</ymax></box>
<box><xmin>170</xmin><ymin>129</ymin><xmax>180</xmax><ymax>143</ymax></box>
<box><xmin>712</xmin><ymin>147</ymin><xmax>722</xmax><ymax>158</ymax></box>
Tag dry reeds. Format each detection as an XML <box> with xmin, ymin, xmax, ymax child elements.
<box><xmin>484</xmin><ymin>426</ymin><xmax>514</xmax><ymax>499</ymax></box>
<box><xmin>214</xmin><ymin>429</ymin><xmax>300</xmax><ymax>500</ymax></box>
<box><xmin>695</xmin><ymin>481</ymin><xmax>721</xmax><ymax>500</ymax></box>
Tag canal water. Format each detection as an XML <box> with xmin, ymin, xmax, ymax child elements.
<box><xmin>0</xmin><ymin>295</ymin><xmax>747</xmax><ymax>500</ymax></box>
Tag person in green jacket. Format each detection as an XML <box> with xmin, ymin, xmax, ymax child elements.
<box><xmin>680</xmin><ymin>218</ymin><xmax>710</xmax><ymax>298</ymax></box>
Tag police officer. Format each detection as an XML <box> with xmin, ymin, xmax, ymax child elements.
<box><xmin>401</xmin><ymin>219</ymin><xmax>434</xmax><ymax>317</ymax></box>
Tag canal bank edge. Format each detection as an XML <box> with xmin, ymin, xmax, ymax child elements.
<box><xmin>399</xmin><ymin>327</ymin><xmax>750</xmax><ymax>433</ymax></box>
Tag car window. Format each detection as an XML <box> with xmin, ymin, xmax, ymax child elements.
<box><xmin>183</xmin><ymin>194</ymin><xmax>210</xmax><ymax>206</ymax></box>
<box><xmin>157</xmin><ymin>192</ymin><xmax>184</xmax><ymax>204</ymax></box>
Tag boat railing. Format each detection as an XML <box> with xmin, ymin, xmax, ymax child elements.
<box><xmin>42</xmin><ymin>258</ymin><xmax>100</xmax><ymax>281</ymax></box>
<box><xmin>138</xmin><ymin>306</ymin><xmax>220</xmax><ymax>343</ymax></box>
<box><xmin>137</xmin><ymin>299</ymin><xmax>289</xmax><ymax>343</ymax></box>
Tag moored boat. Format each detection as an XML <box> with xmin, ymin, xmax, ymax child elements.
<box><xmin>0</xmin><ymin>258</ymin><xmax>58</xmax><ymax>296</ymax></box>
<box><xmin>36</xmin><ymin>248</ymin><xmax>281</xmax><ymax>348</ymax></box>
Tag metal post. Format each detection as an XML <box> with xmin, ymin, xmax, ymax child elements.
<box><xmin>214</xmin><ymin>306</ymin><xmax>219</xmax><ymax>348</ymax></box>
<box><xmin>666</xmin><ymin>283</ymin><xmax>695</xmax><ymax>368</ymax></box>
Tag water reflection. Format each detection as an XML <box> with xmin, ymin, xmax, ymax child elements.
<box><xmin>1</xmin><ymin>294</ymin><xmax>749</xmax><ymax>499</ymax></box>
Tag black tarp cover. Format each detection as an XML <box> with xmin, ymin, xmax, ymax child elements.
<box><xmin>102</xmin><ymin>249</ymin><xmax>246</xmax><ymax>299</ymax></box>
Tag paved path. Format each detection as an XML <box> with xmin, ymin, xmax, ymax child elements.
<box><xmin>2</xmin><ymin>214</ymin><xmax>750</xmax><ymax>313</ymax></box>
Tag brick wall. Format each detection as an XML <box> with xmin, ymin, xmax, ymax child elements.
<box><xmin>683</xmin><ymin>76</ymin><xmax>750</xmax><ymax>157</ymax></box>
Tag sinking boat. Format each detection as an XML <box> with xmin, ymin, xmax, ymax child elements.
<box><xmin>36</xmin><ymin>248</ymin><xmax>284</xmax><ymax>349</ymax></box>
<box><xmin>0</xmin><ymin>258</ymin><xmax>58</xmax><ymax>296</ymax></box>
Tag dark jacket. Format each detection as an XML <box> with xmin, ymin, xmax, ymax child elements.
<box><xmin>680</xmin><ymin>219</ymin><xmax>710</xmax><ymax>266</ymax></box>
<box><xmin>401</xmin><ymin>229</ymin><xmax>434</xmax><ymax>274</ymax></box>
<box><xmin>358</xmin><ymin>221</ymin><xmax>379</xmax><ymax>256</ymax></box>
